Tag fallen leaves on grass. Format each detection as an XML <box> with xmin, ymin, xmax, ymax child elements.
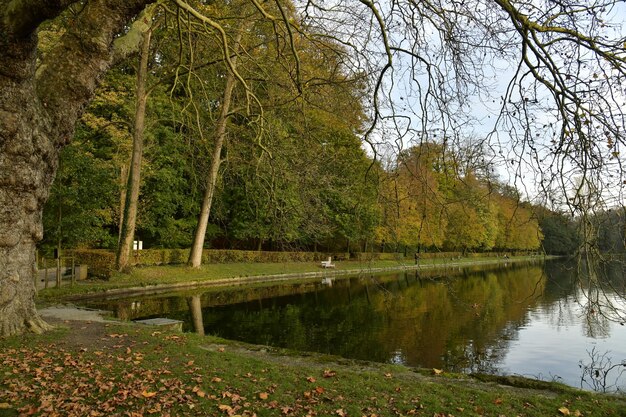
<box><xmin>1</xmin><ymin>325</ymin><xmax>613</xmax><ymax>417</ymax></box>
<box><xmin>1</xmin><ymin>344</ymin><xmax>198</xmax><ymax>416</ymax></box>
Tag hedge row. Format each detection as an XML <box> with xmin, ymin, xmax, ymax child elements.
<box><xmin>63</xmin><ymin>249</ymin><xmax>116</xmax><ymax>279</ymax></box>
<box><xmin>356</xmin><ymin>251</ymin><xmax>464</xmax><ymax>261</ymax></box>
<box><xmin>131</xmin><ymin>249</ymin><xmax>346</xmax><ymax>265</ymax></box>
<box><xmin>65</xmin><ymin>249</ymin><xmax>351</xmax><ymax>278</ymax></box>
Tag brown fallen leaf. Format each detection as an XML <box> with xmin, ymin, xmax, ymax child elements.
<box><xmin>192</xmin><ymin>386</ymin><xmax>207</xmax><ymax>398</ymax></box>
<box><xmin>323</xmin><ymin>369</ymin><xmax>336</xmax><ymax>378</ymax></box>
<box><xmin>258</xmin><ymin>392</ymin><xmax>269</xmax><ymax>400</ymax></box>
<box><xmin>306</xmin><ymin>376</ymin><xmax>316</xmax><ymax>383</ymax></box>
<box><xmin>142</xmin><ymin>390</ymin><xmax>157</xmax><ymax>398</ymax></box>
<box><xmin>558</xmin><ymin>407</ymin><xmax>571</xmax><ymax>416</ymax></box>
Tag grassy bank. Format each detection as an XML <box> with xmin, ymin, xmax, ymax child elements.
<box><xmin>37</xmin><ymin>255</ymin><xmax>546</xmax><ymax>300</ymax></box>
<box><xmin>1</xmin><ymin>319</ymin><xmax>623</xmax><ymax>417</ymax></box>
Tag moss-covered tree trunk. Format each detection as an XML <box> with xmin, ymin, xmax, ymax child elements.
<box><xmin>0</xmin><ymin>11</ymin><xmax>52</xmax><ymax>336</ymax></box>
<box><xmin>0</xmin><ymin>0</ymin><xmax>154</xmax><ymax>337</ymax></box>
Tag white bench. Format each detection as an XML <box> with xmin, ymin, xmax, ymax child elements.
<box><xmin>320</xmin><ymin>257</ymin><xmax>335</xmax><ymax>268</ymax></box>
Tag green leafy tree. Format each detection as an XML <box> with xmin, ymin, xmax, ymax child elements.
<box><xmin>42</xmin><ymin>142</ymin><xmax>119</xmax><ymax>252</ymax></box>
<box><xmin>537</xmin><ymin>208</ymin><xmax>580</xmax><ymax>255</ymax></box>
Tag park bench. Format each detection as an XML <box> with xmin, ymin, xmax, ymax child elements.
<box><xmin>320</xmin><ymin>257</ymin><xmax>335</xmax><ymax>268</ymax></box>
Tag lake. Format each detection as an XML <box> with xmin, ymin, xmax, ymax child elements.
<box><xmin>82</xmin><ymin>259</ymin><xmax>626</xmax><ymax>392</ymax></box>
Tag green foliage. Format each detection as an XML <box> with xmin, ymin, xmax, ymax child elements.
<box><xmin>596</xmin><ymin>209</ymin><xmax>626</xmax><ymax>253</ymax></box>
<box><xmin>138</xmin><ymin>90</ymin><xmax>202</xmax><ymax>248</ymax></box>
<box><xmin>537</xmin><ymin>210</ymin><xmax>580</xmax><ymax>255</ymax></box>
<box><xmin>42</xmin><ymin>143</ymin><xmax>119</xmax><ymax>251</ymax></box>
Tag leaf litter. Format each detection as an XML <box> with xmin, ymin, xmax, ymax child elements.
<box><xmin>0</xmin><ymin>319</ymin><xmax>623</xmax><ymax>416</ymax></box>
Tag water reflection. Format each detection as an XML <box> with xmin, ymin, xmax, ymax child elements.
<box><xmin>83</xmin><ymin>260</ymin><xmax>626</xmax><ymax>391</ymax></box>
<box><xmin>188</xmin><ymin>295</ymin><xmax>204</xmax><ymax>336</ymax></box>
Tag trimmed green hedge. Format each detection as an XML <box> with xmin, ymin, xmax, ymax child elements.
<box><xmin>356</xmin><ymin>251</ymin><xmax>464</xmax><ymax>261</ymax></box>
<box><xmin>133</xmin><ymin>249</ymin><xmax>190</xmax><ymax>265</ymax></box>
<box><xmin>65</xmin><ymin>249</ymin><xmax>116</xmax><ymax>279</ymax></box>
<box><xmin>133</xmin><ymin>249</ymin><xmax>341</xmax><ymax>265</ymax></box>
<box><xmin>65</xmin><ymin>249</ymin><xmax>351</xmax><ymax>279</ymax></box>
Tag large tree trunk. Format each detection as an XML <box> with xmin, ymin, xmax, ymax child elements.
<box><xmin>116</xmin><ymin>29</ymin><xmax>152</xmax><ymax>272</ymax></box>
<box><xmin>0</xmin><ymin>0</ymin><xmax>155</xmax><ymax>337</ymax></box>
<box><xmin>0</xmin><ymin>12</ymin><xmax>63</xmax><ymax>337</ymax></box>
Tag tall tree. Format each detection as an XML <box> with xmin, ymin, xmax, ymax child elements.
<box><xmin>116</xmin><ymin>27</ymin><xmax>154</xmax><ymax>271</ymax></box>
<box><xmin>187</xmin><ymin>22</ymin><xmax>246</xmax><ymax>267</ymax></box>
<box><xmin>0</xmin><ymin>0</ymin><xmax>155</xmax><ymax>336</ymax></box>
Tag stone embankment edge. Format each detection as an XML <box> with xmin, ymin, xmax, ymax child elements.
<box><xmin>65</xmin><ymin>256</ymin><xmax>551</xmax><ymax>301</ymax></box>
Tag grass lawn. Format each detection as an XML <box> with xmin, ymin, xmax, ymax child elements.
<box><xmin>36</xmin><ymin>255</ymin><xmax>544</xmax><ymax>300</ymax></box>
<box><xmin>1</xmin><ymin>318</ymin><xmax>623</xmax><ymax>417</ymax></box>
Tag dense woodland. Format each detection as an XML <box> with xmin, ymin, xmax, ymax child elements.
<box><xmin>30</xmin><ymin>2</ymin><xmax>571</xmax><ymax>260</ymax></box>
<box><xmin>35</xmin><ymin>0</ymin><xmax>623</xmax><ymax>261</ymax></box>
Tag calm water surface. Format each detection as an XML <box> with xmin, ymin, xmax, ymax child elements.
<box><xmin>84</xmin><ymin>260</ymin><xmax>626</xmax><ymax>391</ymax></box>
